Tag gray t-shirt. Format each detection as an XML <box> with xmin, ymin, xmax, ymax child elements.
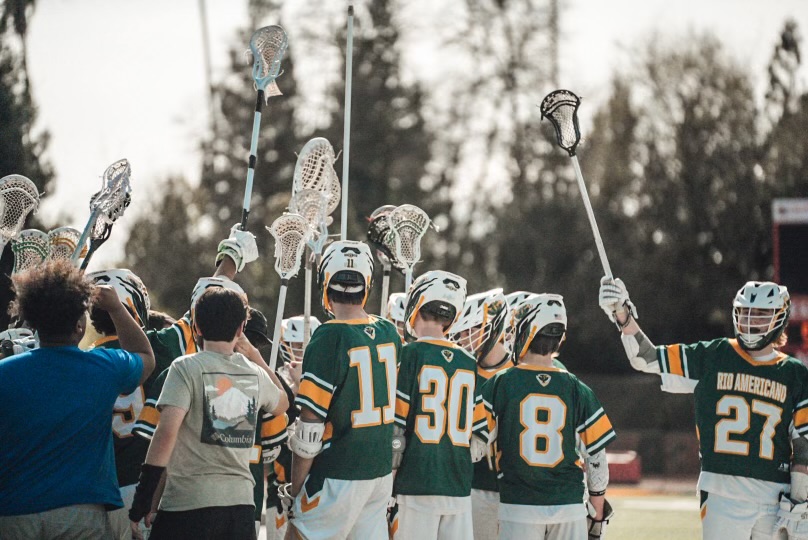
<box><xmin>156</xmin><ymin>350</ymin><xmax>282</xmax><ymax>511</ymax></box>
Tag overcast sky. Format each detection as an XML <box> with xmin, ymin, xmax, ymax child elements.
<box><xmin>25</xmin><ymin>0</ymin><xmax>808</xmax><ymax>267</ymax></box>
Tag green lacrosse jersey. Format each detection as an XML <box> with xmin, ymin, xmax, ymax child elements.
<box><xmin>656</xmin><ymin>337</ymin><xmax>808</xmax><ymax>485</ymax></box>
<box><xmin>472</xmin><ymin>356</ymin><xmax>568</xmax><ymax>492</ymax></box>
<box><xmin>482</xmin><ymin>364</ymin><xmax>615</xmax><ymax>506</ymax></box>
<box><xmin>393</xmin><ymin>338</ymin><xmax>487</xmax><ymax>497</ymax></box>
<box><xmin>91</xmin><ymin>322</ymin><xmax>190</xmax><ymax>487</ymax></box>
<box><xmin>296</xmin><ymin>316</ymin><xmax>402</xmax><ymax>482</ymax></box>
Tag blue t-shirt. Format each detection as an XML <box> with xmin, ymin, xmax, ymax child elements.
<box><xmin>0</xmin><ymin>346</ymin><xmax>143</xmax><ymax>515</ymax></box>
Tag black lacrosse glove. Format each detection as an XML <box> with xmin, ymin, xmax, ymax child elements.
<box><xmin>128</xmin><ymin>464</ymin><xmax>165</xmax><ymax>523</ymax></box>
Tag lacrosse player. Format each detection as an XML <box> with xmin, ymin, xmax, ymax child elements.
<box><xmin>391</xmin><ymin>270</ymin><xmax>488</xmax><ymax>539</ymax></box>
<box><xmin>448</xmin><ymin>289</ymin><xmax>511</xmax><ymax>539</ymax></box>
<box><xmin>386</xmin><ymin>292</ymin><xmax>407</xmax><ymax>342</ymax></box>
<box><xmin>600</xmin><ymin>277</ymin><xmax>808</xmax><ymax>540</ymax></box>
<box><xmin>128</xmin><ymin>287</ymin><xmax>288</xmax><ymax>540</ymax></box>
<box><xmin>483</xmin><ymin>294</ymin><xmax>615</xmax><ymax>540</ymax></box>
<box><xmin>284</xmin><ymin>240</ymin><xmax>402</xmax><ymax>540</ymax></box>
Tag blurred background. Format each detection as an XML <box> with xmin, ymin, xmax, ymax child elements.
<box><xmin>3</xmin><ymin>0</ymin><xmax>808</xmax><ymax>496</ymax></box>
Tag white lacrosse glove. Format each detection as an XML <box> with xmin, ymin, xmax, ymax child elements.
<box><xmin>470</xmin><ymin>435</ymin><xmax>489</xmax><ymax>463</ymax></box>
<box><xmin>775</xmin><ymin>493</ymin><xmax>808</xmax><ymax>540</ymax></box>
<box><xmin>278</xmin><ymin>483</ymin><xmax>295</xmax><ymax>521</ymax></box>
<box><xmin>586</xmin><ymin>498</ymin><xmax>615</xmax><ymax>540</ymax></box>
<box><xmin>392</xmin><ymin>427</ymin><xmax>406</xmax><ymax>469</ymax></box>
<box><xmin>216</xmin><ymin>224</ymin><xmax>259</xmax><ymax>272</ymax></box>
<box><xmin>598</xmin><ymin>276</ymin><xmax>638</xmax><ymax>328</ymax></box>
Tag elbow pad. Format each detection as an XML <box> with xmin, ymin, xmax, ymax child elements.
<box><xmin>586</xmin><ymin>451</ymin><xmax>609</xmax><ymax>495</ymax></box>
<box><xmin>621</xmin><ymin>331</ymin><xmax>659</xmax><ymax>373</ymax></box>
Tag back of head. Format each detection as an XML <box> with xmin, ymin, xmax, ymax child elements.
<box><xmin>404</xmin><ymin>270</ymin><xmax>467</xmax><ymax>340</ymax></box>
<box><xmin>194</xmin><ymin>287</ymin><xmax>248</xmax><ymax>343</ymax></box>
<box><xmin>12</xmin><ymin>260</ymin><xmax>93</xmax><ymax>343</ymax></box>
<box><xmin>318</xmin><ymin>240</ymin><xmax>374</xmax><ymax>315</ymax></box>
<box><xmin>513</xmin><ymin>293</ymin><xmax>567</xmax><ymax>360</ymax></box>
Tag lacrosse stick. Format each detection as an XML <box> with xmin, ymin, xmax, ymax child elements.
<box><xmin>340</xmin><ymin>4</ymin><xmax>355</xmax><ymax>241</ymax></box>
<box><xmin>540</xmin><ymin>90</ymin><xmax>612</xmax><ymax>279</ymax></box>
<box><xmin>0</xmin><ymin>175</ymin><xmax>40</xmax><ymax>257</ymax></box>
<box><xmin>266</xmin><ymin>213</ymin><xmax>310</xmax><ymax>371</ymax></box>
<box><xmin>289</xmin><ymin>189</ymin><xmax>329</xmax><ymax>346</ymax></box>
<box><xmin>11</xmin><ymin>229</ymin><xmax>49</xmax><ymax>274</ymax></box>
<box><xmin>388</xmin><ymin>204</ymin><xmax>430</xmax><ymax>291</ymax></box>
<box><xmin>71</xmin><ymin>159</ymin><xmax>132</xmax><ymax>269</ymax></box>
<box><xmin>367</xmin><ymin>205</ymin><xmax>397</xmax><ymax>317</ymax></box>
<box><xmin>47</xmin><ymin>227</ymin><xmax>84</xmax><ymax>262</ymax></box>
<box><xmin>292</xmin><ymin>137</ymin><xmax>339</xmax><ymax>196</ymax></box>
<box><xmin>241</xmin><ymin>25</ymin><xmax>288</xmax><ymax>230</ymax></box>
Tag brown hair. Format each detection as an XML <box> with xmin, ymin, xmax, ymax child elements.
<box><xmin>12</xmin><ymin>260</ymin><xmax>94</xmax><ymax>340</ymax></box>
<box><xmin>194</xmin><ymin>287</ymin><xmax>248</xmax><ymax>342</ymax></box>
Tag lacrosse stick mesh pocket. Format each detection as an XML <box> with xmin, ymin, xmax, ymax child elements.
<box><xmin>268</xmin><ymin>214</ymin><xmax>310</xmax><ymax>279</ymax></box>
<box><xmin>0</xmin><ymin>175</ymin><xmax>40</xmax><ymax>242</ymax></box>
<box><xmin>48</xmin><ymin>227</ymin><xmax>82</xmax><ymax>261</ymax></box>
<box><xmin>540</xmin><ymin>90</ymin><xmax>582</xmax><ymax>156</ymax></box>
<box><xmin>250</xmin><ymin>25</ymin><xmax>288</xmax><ymax>91</ymax></box>
<box><xmin>12</xmin><ymin>229</ymin><xmax>49</xmax><ymax>274</ymax></box>
<box><xmin>389</xmin><ymin>205</ymin><xmax>430</xmax><ymax>267</ymax></box>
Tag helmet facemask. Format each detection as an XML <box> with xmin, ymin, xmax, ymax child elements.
<box><xmin>731</xmin><ymin>282</ymin><xmax>790</xmax><ymax>351</ymax></box>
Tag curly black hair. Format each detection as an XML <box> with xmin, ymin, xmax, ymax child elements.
<box><xmin>12</xmin><ymin>260</ymin><xmax>94</xmax><ymax>341</ymax></box>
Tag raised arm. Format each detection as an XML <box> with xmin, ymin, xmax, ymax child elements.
<box><xmin>598</xmin><ymin>277</ymin><xmax>659</xmax><ymax>374</ymax></box>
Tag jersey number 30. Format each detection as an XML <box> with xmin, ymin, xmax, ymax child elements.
<box><xmin>415</xmin><ymin>366</ymin><xmax>476</xmax><ymax>446</ymax></box>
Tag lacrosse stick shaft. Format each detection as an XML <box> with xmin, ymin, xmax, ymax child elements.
<box><xmin>405</xmin><ymin>268</ymin><xmax>413</xmax><ymax>291</ymax></box>
<box><xmin>303</xmin><ymin>254</ymin><xmax>313</xmax><ymax>347</ymax></box>
<box><xmin>241</xmin><ymin>90</ymin><xmax>265</xmax><ymax>230</ymax></box>
<box><xmin>570</xmin><ymin>156</ymin><xmax>612</xmax><ymax>279</ymax></box>
<box><xmin>340</xmin><ymin>4</ymin><xmax>354</xmax><ymax>241</ymax></box>
<box><xmin>268</xmin><ymin>279</ymin><xmax>289</xmax><ymax>371</ymax></box>
<box><xmin>380</xmin><ymin>265</ymin><xmax>391</xmax><ymax>317</ymax></box>
<box><xmin>71</xmin><ymin>209</ymin><xmax>100</xmax><ymax>264</ymax></box>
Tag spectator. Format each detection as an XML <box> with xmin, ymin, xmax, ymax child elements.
<box><xmin>0</xmin><ymin>260</ymin><xmax>155</xmax><ymax>539</ymax></box>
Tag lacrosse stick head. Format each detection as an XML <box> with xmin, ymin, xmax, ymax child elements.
<box><xmin>91</xmin><ymin>159</ymin><xmax>132</xmax><ymax>224</ymax></box>
<box><xmin>267</xmin><ymin>213</ymin><xmax>310</xmax><ymax>280</ymax></box>
<box><xmin>293</xmin><ymin>138</ymin><xmax>338</xmax><ymax>196</ymax></box>
<box><xmin>325</xmin><ymin>169</ymin><xmax>341</xmax><ymax>215</ymax></box>
<box><xmin>12</xmin><ymin>229</ymin><xmax>50</xmax><ymax>274</ymax></box>
<box><xmin>388</xmin><ymin>204</ymin><xmax>430</xmax><ymax>272</ymax></box>
<box><xmin>540</xmin><ymin>89</ymin><xmax>582</xmax><ymax>157</ymax></box>
<box><xmin>0</xmin><ymin>174</ymin><xmax>40</xmax><ymax>243</ymax></box>
<box><xmin>250</xmin><ymin>25</ymin><xmax>288</xmax><ymax>93</ymax></box>
<box><xmin>289</xmin><ymin>189</ymin><xmax>329</xmax><ymax>252</ymax></box>
<box><xmin>47</xmin><ymin>227</ymin><xmax>84</xmax><ymax>261</ymax></box>
<box><xmin>318</xmin><ymin>240</ymin><xmax>375</xmax><ymax>316</ymax></box>
<box><xmin>367</xmin><ymin>205</ymin><xmax>397</xmax><ymax>266</ymax></box>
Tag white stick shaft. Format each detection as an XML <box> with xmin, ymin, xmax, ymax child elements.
<box><xmin>571</xmin><ymin>156</ymin><xmax>612</xmax><ymax>279</ymax></box>
<box><xmin>268</xmin><ymin>282</ymin><xmax>289</xmax><ymax>371</ymax></box>
<box><xmin>303</xmin><ymin>255</ymin><xmax>313</xmax><ymax>347</ymax></box>
<box><xmin>405</xmin><ymin>268</ymin><xmax>413</xmax><ymax>291</ymax></box>
<box><xmin>340</xmin><ymin>4</ymin><xmax>354</xmax><ymax>241</ymax></box>
<box><xmin>71</xmin><ymin>209</ymin><xmax>100</xmax><ymax>264</ymax></box>
<box><xmin>380</xmin><ymin>265</ymin><xmax>391</xmax><ymax>317</ymax></box>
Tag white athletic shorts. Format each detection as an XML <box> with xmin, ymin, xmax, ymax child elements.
<box><xmin>290</xmin><ymin>473</ymin><xmax>393</xmax><ymax>540</ymax></box>
<box><xmin>394</xmin><ymin>495</ymin><xmax>472</xmax><ymax>540</ymax></box>
<box><xmin>264</xmin><ymin>506</ymin><xmax>288</xmax><ymax>540</ymax></box>
<box><xmin>471</xmin><ymin>489</ymin><xmax>500</xmax><ymax>540</ymax></box>
<box><xmin>700</xmin><ymin>490</ymin><xmax>778</xmax><ymax>540</ymax></box>
<box><xmin>498</xmin><ymin>519</ymin><xmax>587</xmax><ymax>540</ymax></box>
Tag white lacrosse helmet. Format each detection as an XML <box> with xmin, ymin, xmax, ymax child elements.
<box><xmin>87</xmin><ymin>269</ymin><xmax>151</xmax><ymax>328</ymax></box>
<box><xmin>318</xmin><ymin>240</ymin><xmax>374</xmax><ymax>315</ymax></box>
<box><xmin>386</xmin><ymin>292</ymin><xmax>407</xmax><ymax>340</ymax></box>
<box><xmin>449</xmin><ymin>288</ymin><xmax>509</xmax><ymax>361</ymax></box>
<box><xmin>279</xmin><ymin>315</ymin><xmax>321</xmax><ymax>364</ymax></box>
<box><xmin>190</xmin><ymin>277</ymin><xmax>247</xmax><ymax>325</ymax></box>
<box><xmin>404</xmin><ymin>270</ymin><xmax>467</xmax><ymax>339</ymax></box>
<box><xmin>732</xmin><ymin>281</ymin><xmax>790</xmax><ymax>351</ymax></box>
<box><xmin>503</xmin><ymin>291</ymin><xmax>536</xmax><ymax>356</ymax></box>
<box><xmin>513</xmin><ymin>293</ymin><xmax>567</xmax><ymax>360</ymax></box>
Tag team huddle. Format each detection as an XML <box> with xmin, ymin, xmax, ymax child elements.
<box><xmin>1</xmin><ymin>212</ymin><xmax>806</xmax><ymax>540</ymax></box>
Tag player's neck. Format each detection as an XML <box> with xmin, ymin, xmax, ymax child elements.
<box><xmin>203</xmin><ymin>339</ymin><xmax>237</xmax><ymax>356</ymax></box>
<box><xmin>413</xmin><ymin>319</ymin><xmax>446</xmax><ymax>340</ymax></box>
<box><xmin>479</xmin><ymin>341</ymin><xmax>507</xmax><ymax>368</ymax></box>
<box><xmin>331</xmin><ymin>303</ymin><xmax>368</xmax><ymax>321</ymax></box>
<box><xmin>520</xmin><ymin>351</ymin><xmax>555</xmax><ymax>368</ymax></box>
<box><xmin>748</xmin><ymin>344</ymin><xmax>778</xmax><ymax>361</ymax></box>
